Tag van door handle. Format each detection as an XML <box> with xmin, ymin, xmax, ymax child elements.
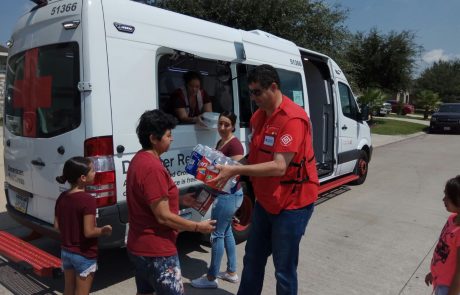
<box><xmin>342</xmin><ymin>125</ymin><xmax>348</xmax><ymax>130</ymax></box>
<box><xmin>31</xmin><ymin>159</ymin><xmax>46</xmax><ymax>167</ymax></box>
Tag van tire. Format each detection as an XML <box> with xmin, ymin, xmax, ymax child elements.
<box><xmin>232</xmin><ymin>180</ymin><xmax>255</xmax><ymax>244</ymax></box>
<box><xmin>351</xmin><ymin>151</ymin><xmax>369</xmax><ymax>185</ymax></box>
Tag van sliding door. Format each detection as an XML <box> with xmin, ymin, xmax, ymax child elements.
<box><xmin>301</xmin><ymin>54</ymin><xmax>334</xmax><ymax>177</ymax></box>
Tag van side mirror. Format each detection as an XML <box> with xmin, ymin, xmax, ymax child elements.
<box><xmin>359</xmin><ymin>105</ymin><xmax>370</xmax><ymax>122</ymax></box>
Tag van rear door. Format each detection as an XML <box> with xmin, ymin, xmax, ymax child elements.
<box><xmin>4</xmin><ymin>4</ymin><xmax>84</xmax><ymax>224</ymax></box>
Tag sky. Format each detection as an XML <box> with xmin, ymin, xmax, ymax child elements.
<box><xmin>324</xmin><ymin>0</ymin><xmax>460</xmax><ymax>75</ymax></box>
<box><xmin>1</xmin><ymin>0</ymin><xmax>459</xmax><ymax>75</ymax></box>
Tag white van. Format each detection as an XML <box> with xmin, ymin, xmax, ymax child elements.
<box><xmin>3</xmin><ymin>0</ymin><xmax>372</xmax><ymax>249</ymax></box>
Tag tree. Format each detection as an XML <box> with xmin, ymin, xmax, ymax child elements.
<box><xmin>357</xmin><ymin>88</ymin><xmax>388</xmax><ymax>121</ymax></box>
<box><xmin>415</xmin><ymin>60</ymin><xmax>460</xmax><ymax>103</ymax></box>
<box><xmin>415</xmin><ymin>90</ymin><xmax>441</xmax><ymax>119</ymax></box>
<box><xmin>345</xmin><ymin>28</ymin><xmax>421</xmax><ymax>93</ymax></box>
<box><xmin>154</xmin><ymin>0</ymin><xmax>349</xmax><ymax>57</ymax></box>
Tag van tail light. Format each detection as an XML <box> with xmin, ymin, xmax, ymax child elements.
<box><xmin>84</xmin><ymin>136</ymin><xmax>116</xmax><ymax>207</ymax></box>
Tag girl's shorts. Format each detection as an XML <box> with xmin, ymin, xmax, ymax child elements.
<box><xmin>61</xmin><ymin>249</ymin><xmax>97</xmax><ymax>277</ymax></box>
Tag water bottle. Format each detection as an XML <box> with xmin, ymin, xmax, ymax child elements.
<box><xmin>221</xmin><ymin>159</ymin><xmax>241</xmax><ymax>194</ymax></box>
<box><xmin>205</xmin><ymin>156</ymin><xmax>229</xmax><ymax>189</ymax></box>
<box><xmin>185</xmin><ymin>144</ymin><xmax>204</xmax><ymax>176</ymax></box>
<box><xmin>195</xmin><ymin>146</ymin><xmax>215</xmax><ymax>181</ymax></box>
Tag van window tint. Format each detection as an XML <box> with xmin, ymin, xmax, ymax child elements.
<box><xmin>338</xmin><ymin>82</ymin><xmax>358</xmax><ymax>120</ymax></box>
<box><xmin>237</xmin><ymin>65</ymin><xmax>304</xmax><ymax>127</ymax></box>
<box><xmin>157</xmin><ymin>54</ymin><xmax>233</xmax><ymax>123</ymax></box>
<box><xmin>4</xmin><ymin>43</ymin><xmax>80</xmax><ymax>138</ymax></box>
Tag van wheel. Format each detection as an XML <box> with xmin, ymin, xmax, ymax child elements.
<box><xmin>232</xmin><ymin>182</ymin><xmax>254</xmax><ymax>244</ymax></box>
<box><xmin>351</xmin><ymin>151</ymin><xmax>369</xmax><ymax>185</ymax></box>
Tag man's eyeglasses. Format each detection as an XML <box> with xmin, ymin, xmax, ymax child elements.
<box><xmin>248</xmin><ymin>88</ymin><xmax>264</xmax><ymax>97</ymax></box>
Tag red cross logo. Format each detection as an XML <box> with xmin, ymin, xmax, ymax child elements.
<box><xmin>280</xmin><ymin>134</ymin><xmax>293</xmax><ymax>146</ymax></box>
<box><xmin>13</xmin><ymin>48</ymin><xmax>53</xmax><ymax>137</ymax></box>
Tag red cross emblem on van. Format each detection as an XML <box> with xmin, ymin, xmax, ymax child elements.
<box><xmin>13</xmin><ymin>48</ymin><xmax>53</xmax><ymax>137</ymax></box>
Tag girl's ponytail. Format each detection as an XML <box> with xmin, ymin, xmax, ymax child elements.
<box><xmin>56</xmin><ymin>175</ymin><xmax>67</xmax><ymax>184</ymax></box>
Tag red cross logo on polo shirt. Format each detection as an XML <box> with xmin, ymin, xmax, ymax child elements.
<box><xmin>13</xmin><ymin>48</ymin><xmax>53</xmax><ymax>137</ymax></box>
<box><xmin>280</xmin><ymin>134</ymin><xmax>293</xmax><ymax>146</ymax></box>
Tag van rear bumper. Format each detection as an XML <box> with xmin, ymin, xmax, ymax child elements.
<box><xmin>5</xmin><ymin>198</ymin><xmax>127</xmax><ymax>249</ymax></box>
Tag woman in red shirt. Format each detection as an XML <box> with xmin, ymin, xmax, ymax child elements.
<box><xmin>126</xmin><ymin>109</ymin><xmax>216</xmax><ymax>295</ymax></box>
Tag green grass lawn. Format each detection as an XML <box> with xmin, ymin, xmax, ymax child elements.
<box><xmin>370</xmin><ymin>118</ymin><xmax>427</xmax><ymax>135</ymax></box>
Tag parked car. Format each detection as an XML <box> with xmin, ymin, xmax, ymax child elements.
<box><xmin>383</xmin><ymin>102</ymin><xmax>392</xmax><ymax>113</ymax></box>
<box><xmin>429</xmin><ymin>103</ymin><xmax>460</xmax><ymax>133</ymax></box>
<box><xmin>371</xmin><ymin>103</ymin><xmax>390</xmax><ymax>117</ymax></box>
<box><xmin>386</xmin><ymin>100</ymin><xmax>415</xmax><ymax>115</ymax></box>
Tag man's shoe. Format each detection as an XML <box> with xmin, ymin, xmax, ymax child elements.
<box><xmin>216</xmin><ymin>272</ymin><xmax>239</xmax><ymax>283</ymax></box>
<box><xmin>191</xmin><ymin>276</ymin><xmax>218</xmax><ymax>289</ymax></box>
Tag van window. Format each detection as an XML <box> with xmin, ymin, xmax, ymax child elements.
<box><xmin>237</xmin><ymin>65</ymin><xmax>304</xmax><ymax>127</ymax></box>
<box><xmin>338</xmin><ymin>82</ymin><xmax>358</xmax><ymax>120</ymax></box>
<box><xmin>277</xmin><ymin>69</ymin><xmax>304</xmax><ymax>107</ymax></box>
<box><xmin>4</xmin><ymin>43</ymin><xmax>80</xmax><ymax>138</ymax></box>
<box><xmin>157</xmin><ymin>54</ymin><xmax>233</xmax><ymax>123</ymax></box>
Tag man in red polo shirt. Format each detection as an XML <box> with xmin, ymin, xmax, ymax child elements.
<box><xmin>212</xmin><ymin>64</ymin><xmax>319</xmax><ymax>295</ymax></box>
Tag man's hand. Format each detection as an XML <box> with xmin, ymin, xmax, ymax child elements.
<box><xmin>207</xmin><ymin>164</ymin><xmax>236</xmax><ymax>190</ymax></box>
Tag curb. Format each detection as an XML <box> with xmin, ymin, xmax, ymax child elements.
<box><xmin>372</xmin><ymin>132</ymin><xmax>426</xmax><ymax>148</ymax></box>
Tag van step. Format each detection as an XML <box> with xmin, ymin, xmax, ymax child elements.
<box><xmin>0</xmin><ymin>231</ymin><xmax>61</xmax><ymax>277</ymax></box>
<box><xmin>319</xmin><ymin>174</ymin><xmax>359</xmax><ymax>195</ymax></box>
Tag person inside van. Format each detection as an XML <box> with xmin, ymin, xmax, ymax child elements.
<box><xmin>170</xmin><ymin>71</ymin><xmax>212</xmax><ymax>124</ymax></box>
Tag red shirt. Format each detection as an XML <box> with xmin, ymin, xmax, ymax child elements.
<box><xmin>171</xmin><ymin>88</ymin><xmax>211</xmax><ymax>117</ymax></box>
<box><xmin>55</xmin><ymin>191</ymin><xmax>98</xmax><ymax>258</ymax></box>
<box><xmin>249</xmin><ymin>96</ymin><xmax>318</xmax><ymax>214</ymax></box>
<box><xmin>126</xmin><ymin>150</ymin><xmax>180</xmax><ymax>257</ymax></box>
<box><xmin>216</xmin><ymin>137</ymin><xmax>244</xmax><ymax>158</ymax></box>
<box><xmin>431</xmin><ymin>214</ymin><xmax>460</xmax><ymax>288</ymax></box>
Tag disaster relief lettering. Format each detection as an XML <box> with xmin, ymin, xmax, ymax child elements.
<box><xmin>120</xmin><ymin>150</ymin><xmax>197</xmax><ymax>197</ymax></box>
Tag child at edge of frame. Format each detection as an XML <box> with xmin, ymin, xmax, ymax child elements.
<box><xmin>425</xmin><ymin>175</ymin><xmax>460</xmax><ymax>295</ymax></box>
<box><xmin>54</xmin><ymin>156</ymin><xmax>112</xmax><ymax>295</ymax></box>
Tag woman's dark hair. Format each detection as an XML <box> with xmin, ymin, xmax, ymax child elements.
<box><xmin>56</xmin><ymin>157</ymin><xmax>92</xmax><ymax>185</ymax></box>
<box><xmin>183</xmin><ymin>71</ymin><xmax>202</xmax><ymax>86</ymax></box>
<box><xmin>248</xmin><ymin>64</ymin><xmax>281</xmax><ymax>89</ymax></box>
<box><xmin>219</xmin><ymin>111</ymin><xmax>237</xmax><ymax>132</ymax></box>
<box><xmin>136</xmin><ymin>109</ymin><xmax>178</xmax><ymax>149</ymax></box>
<box><xmin>445</xmin><ymin>175</ymin><xmax>460</xmax><ymax>206</ymax></box>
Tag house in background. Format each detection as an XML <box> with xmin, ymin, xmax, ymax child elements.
<box><xmin>0</xmin><ymin>45</ymin><xmax>8</xmax><ymax>118</ymax></box>
<box><xmin>396</xmin><ymin>90</ymin><xmax>410</xmax><ymax>104</ymax></box>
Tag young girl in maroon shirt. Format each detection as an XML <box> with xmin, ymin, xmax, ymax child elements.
<box><xmin>55</xmin><ymin>157</ymin><xmax>112</xmax><ymax>295</ymax></box>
